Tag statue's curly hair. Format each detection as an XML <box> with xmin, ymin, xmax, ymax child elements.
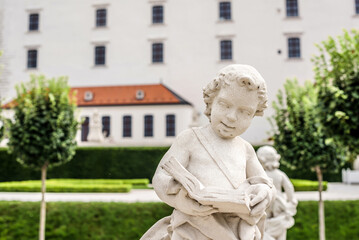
<box><xmin>203</xmin><ymin>64</ymin><xmax>268</xmax><ymax>121</ymax></box>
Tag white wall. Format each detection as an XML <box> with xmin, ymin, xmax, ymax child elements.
<box><xmin>1</xmin><ymin>0</ymin><xmax>359</xmax><ymax>144</ymax></box>
<box><xmin>76</xmin><ymin>104</ymin><xmax>194</xmax><ymax>146</ymax></box>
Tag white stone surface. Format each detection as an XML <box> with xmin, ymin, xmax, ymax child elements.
<box><xmin>87</xmin><ymin>109</ymin><xmax>105</xmax><ymax>142</ymax></box>
<box><xmin>354</xmin><ymin>155</ymin><xmax>359</xmax><ymax>170</ymax></box>
<box><xmin>141</xmin><ymin>65</ymin><xmax>275</xmax><ymax>240</ymax></box>
<box><xmin>1</xmin><ymin>0</ymin><xmax>359</xmax><ymax>144</ymax></box>
<box><xmin>257</xmin><ymin>146</ymin><xmax>297</xmax><ymax>240</ymax></box>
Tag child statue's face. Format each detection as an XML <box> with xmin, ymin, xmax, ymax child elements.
<box><xmin>210</xmin><ymin>83</ymin><xmax>259</xmax><ymax>139</ymax></box>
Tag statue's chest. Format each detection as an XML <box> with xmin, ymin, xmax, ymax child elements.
<box><xmin>188</xmin><ymin>143</ymin><xmax>246</xmax><ymax>189</ymax></box>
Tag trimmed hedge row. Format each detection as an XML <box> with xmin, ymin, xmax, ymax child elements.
<box><xmin>0</xmin><ymin>147</ymin><xmax>342</xmax><ymax>182</ymax></box>
<box><xmin>0</xmin><ymin>201</ymin><xmax>358</xmax><ymax>239</ymax></box>
<box><xmin>291</xmin><ymin>179</ymin><xmax>328</xmax><ymax>191</ymax></box>
<box><xmin>0</xmin><ymin>179</ymin><xmax>149</xmax><ymax>193</ymax></box>
<box><xmin>0</xmin><ymin>147</ymin><xmax>168</xmax><ymax>182</ymax></box>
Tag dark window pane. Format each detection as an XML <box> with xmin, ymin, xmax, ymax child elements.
<box><xmin>356</xmin><ymin>0</ymin><xmax>359</xmax><ymax>14</ymax></box>
<box><xmin>152</xmin><ymin>43</ymin><xmax>163</xmax><ymax>63</ymax></box>
<box><xmin>152</xmin><ymin>6</ymin><xmax>163</xmax><ymax>23</ymax></box>
<box><xmin>123</xmin><ymin>116</ymin><xmax>132</xmax><ymax>137</ymax></box>
<box><xmin>220</xmin><ymin>40</ymin><xmax>232</xmax><ymax>60</ymax></box>
<box><xmin>95</xmin><ymin>46</ymin><xmax>106</xmax><ymax>65</ymax></box>
<box><xmin>27</xmin><ymin>49</ymin><xmax>37</xmax><ymax>69</ymax></box>
<box><xmin>288</xmin><ymin>37</ymin><xmax>301</xmax><ymax>58</ymax></box>
<box><xmin>81</xmin><ymin>117</ymin><xmax>90</xmax><ymax>141</ymax></box>
<box><xmin>102</xmin><ymin>116</ymin><xmax>110</xmax><ymax>137</ymax></box>
<box><xmin>144</xmin><ymin>115</ymin><xmax>153</xmax><ymax>137</ymax></box>
<box><xmin>219</xmin><ymin>2</ymin><xmax>231</xmax><ymax>20</ymax></box>
<box><xmin>29</xmin><ymin>13</ymin><xmax>39</xmax><ymax>31</ymax></box>
<box><xmin>96</xmin><ymin>9</ymin><xmax>107</xmax><ymax>27</ymax></box>
<box><xmin>166</xmin><ymin>114</ymin><xmax>175</xmax><ymax>137</ymax></box>
<box><xmin>286</xmin><ymin>0</ymin><xmax>298</xmax><ymax>17</ymax></box>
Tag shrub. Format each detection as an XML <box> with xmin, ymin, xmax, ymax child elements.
<box><xmin>0</xmin><ymin>201</ymin><xmax>358</xmax><ymax>240</ymax></box>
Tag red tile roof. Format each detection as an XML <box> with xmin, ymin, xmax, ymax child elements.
<box><xmin>3</xmin><ymin>84</ymin><xmax>191</xmax><ymax>109</ymax></box>
<box><xmin>71</xmin><ymin>84</ymin><xmax>191</xmax><ymax>107</ymax></box>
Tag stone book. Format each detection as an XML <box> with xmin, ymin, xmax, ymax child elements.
<box><xmin>162</xmin><ymin>157</ymin><xmax>251</xmax><ymax>214</ymax></box>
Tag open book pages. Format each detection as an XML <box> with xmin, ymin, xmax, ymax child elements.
<box><xmin>162</xmin><ymin>157</ymin><xmax>251</xmax><ymax>214</ymax></box>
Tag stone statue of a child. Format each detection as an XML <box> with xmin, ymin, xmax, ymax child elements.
<box><xmin>257</xmin><ymin>146</ymin><xmax>297</xmax><ymax>240</ymax></box>
<box><xmin>141</xmin><ymin>65</ymin><xmax>276</xmax><ymax>240</ymax></box>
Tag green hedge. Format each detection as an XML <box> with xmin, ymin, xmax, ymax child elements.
<box><xmin>0</xmin><ymin>201</ymin><xmax>358</xmax><ymax>239</ymax></box>
<box><xmin>291</xmin><ymin>179</ymin><xmax>328</xmax><ymax>191</ymax></box>
<box><xmin>0</xmin><ymin>147</ymin><xmax>342</xmax><ymax>182</ymax></box>
<box><xmin>0</xmin><ymin>147</ymin><xmax>168</xmax><ymax>182</ymax></box>
<box><xmin>0</xmin><ymin>179</ymin><xmax>150</xmax><ymax>193</ymax></box>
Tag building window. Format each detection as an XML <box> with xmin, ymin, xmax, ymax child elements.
<box><xmin>123</xmin><ymin>116</ymin><xmax>132</xmax><ymax>137</ymax></box>
<box><xmin>356</xmin><ymin>0</ymin><xmax>359</xmax><ymax>14</ymax></box>
<box><xmin>144</xmin><ymin>115</ymin><xmax>153</xmax><ymax>137</ymax></box>
<box><xmin>286</xmin><ymin>0</ymin><xmax>298</xmax><ymax>17</ymax></box>
<box><xmin>95</xmin><ymin>46</ymin><xmax>106</xmax><ymax>65</ymax></box>
<box><xmin>219</xmin><ymin>2</ymin><xmax>231</xmax><ymax>20</ymax></box>
<box><xmin>152</xmin><ymin>6</ymin><xmax>163</xmax><ymax>24</ymax></box>
<box><xmin>27</xmin><ymin>49</ymin><xmax>38</xmax><ymax>69</ymax></box>
<box><xmin>29</xmin><ymin>13</ymin><xmax>39</xmax><ymax>31</ymax></box>
<box><xmin>220</xmin><ymin>40</ymin><xmax>232</xmax><ymax>60</ymax></box>
<box><xmin>152</xmin><ymin>43</ymin><xmax>163</xmax><ymax>63</ymax></box>
<box><xmin>166</xmin><ymin>115</ymin><xmax>175</xmax><ymax>137</ymax></box>
<box><xmin>81</xmin><ymin>117</ymin><xmax>90</xmax><ymax>141</ymax></box>
<box><xmin>288</xmin><ymin>37</ymin><xmax>301</xmax><ymax>58</ymax></box>
<box><xmin>96</xmin><ymin>9</ymin><xmax>107</xmax><ymax>27</ymax></box>
<box><xmin>102</xmin><ymin>116</ymin><xmax>110</xmax><ymax>137</ymax></box>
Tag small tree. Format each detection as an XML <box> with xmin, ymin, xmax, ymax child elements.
<box><xmin>270</xmin><ymin>79</ymin><xmax>345</xmax><ymax>240</ymax></box>
<box><xmin>312</xmin><ymin>29</ymin><xmax>359</xmax><ymax>161</ymax></box>
<box><xmin>8</xmin><ymin>75</ymin><xmax>79</xmax><ymax>240</ymax></box>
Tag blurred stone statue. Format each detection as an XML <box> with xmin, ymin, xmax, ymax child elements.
<box><xmin>141</xmin><ymin>64</ymin><xmax>276</xmax><ymax>240</ymax></box>
<box><xmin>257</xmin><ymin>146</ymin><xmax>297</xmax><ymax>240</ymax></box>
<box><xmin>87</xmin><ymin>109</ymin><xmax>105</xmax><ymax>142</ymax></box>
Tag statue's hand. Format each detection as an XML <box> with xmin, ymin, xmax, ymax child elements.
<box><xmin>247</xmin><ymin>184</ymin><xmax>273</xmax><ymax>216</ymax></box>
<box><xmin>175</xmin><ymin>188</ymin><xmax>218</xmax><ymax>216</ymax></box>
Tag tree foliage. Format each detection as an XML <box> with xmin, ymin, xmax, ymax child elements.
<box><xmin>312</xmin><ymin>29</ymin><xmax>359</xmax><ymax>158</ymax></box>
<box><xmin>8</xmin><ymin>75</ymin><xmax>79</xmax><ymax>169</ymax></box>
<box><xmin>270</xmin><ymin>79</ymin><xmax>344</xmax><ymax>174</ymax></box>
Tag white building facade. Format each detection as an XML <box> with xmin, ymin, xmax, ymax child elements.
<box><xmin>0</xmin><ymin>0</ymin><xmax>359</xmax><ymax>144</ymax></box>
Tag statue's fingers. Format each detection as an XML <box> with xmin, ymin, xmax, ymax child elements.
<box><xmin>249</xmin><ymin>190</ymin><xmax>267</xmax><ymax>207</ymax></box>
<box><xmin>250</xmin><ymin>199</ymin><xmax>268</xmax><ymax>216</ymax></box>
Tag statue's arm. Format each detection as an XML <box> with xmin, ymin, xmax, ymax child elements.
<box><xmin>280</xmin><ymin>171</ymin><xmax>296</xmax><ymax>203</ymax></box>
<box><xmin>152</xmin><ymin>129</ymin><xmax>216</xmax><ymax>216</ymax></box>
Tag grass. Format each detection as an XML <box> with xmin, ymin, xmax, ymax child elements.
<box><xmin>0</xmin><ymin>179</ymin><xmax>150</xmax><ymax>193</ymax></box>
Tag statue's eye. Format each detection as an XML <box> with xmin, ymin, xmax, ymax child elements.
<box><xmin>219</xmin><ymin>101</ymin><xmax>229</xmax><ymax>108</ymax></box>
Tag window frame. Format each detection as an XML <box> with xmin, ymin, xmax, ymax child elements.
<box><xmin>94</xmin><ymin>45</ymin><xmax>106</xmax><ymax>66</ymax></box>
<box><xmin>287</xmin><ymin>37</ymin><xmax>301</xmax><ymax>59</ymax></box>
<box><xmin>220</xmin><ymin>40</ymin><xmax>232</xmax><ymax>60</ymax></box>
<box><xmin>123</xmin><ymin>115</ymin><xmax>132</xmax><ymax>138</ymax></box>
<box><xmin>286</xmin><ymin>0</ymin><xmax>299</xmax><ymax>17</ymax></box>
<box><xmin>219</xmin><ymin>2</ymin><xmax>231</xmax><ymax>21</ymax></box>
<box><xmin>29</xmin><ymin>13</ymin><xmax>39</xmax><ymax>31</ymax></box>
<box><xmin>96</xmin><ymin>8</ymin><xmax>107</xmax><ymax>27</ymax></box>
<box><xmin>166</xmin><ymin>114</ymin><xmax>175</xmax><ymax>137</ymax></box>
<box><xmin>27</xmin><ymin>49</ymin><xmax>38</xmax><ymax>69</ymax></box>
<box><xmin>144</xmin><ymin>115</ymin><xmax>154</xmax><ymax>137</ymax></box>
<box><xmin>152</xmin><ymin>42</ymin><xmax>164</xmax><ymax>63</ymax></box>
<box><xmin>152</xmin><ymin>5</ymin><xmax>164</xmax><ymax>24</ymax></box>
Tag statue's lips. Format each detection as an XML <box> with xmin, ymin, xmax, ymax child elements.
<box><xmin>221</xmin><ymin>122</ymin><xmax>235</xmax><ymax>129</ymax></box>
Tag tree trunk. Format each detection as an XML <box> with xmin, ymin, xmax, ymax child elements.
<box><xmin>39</xmin><ymin>162</ymin><xmax>48</xmax><ymax>240</ymax></box>
<box><xmin>315</xmin><ymin>165</ymin><xmax>325</xmax><ymax>240</ymax></box>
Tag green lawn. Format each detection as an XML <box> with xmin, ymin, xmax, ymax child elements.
<box><xmin>0</xmin><ymin>178</ymin><xmax>324</xmax><ymax>192</ymax></box>
<box><xmin>0</xmin><ymin>179</ymin><xmax>150</xmax><ymax>193</ymax></box>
